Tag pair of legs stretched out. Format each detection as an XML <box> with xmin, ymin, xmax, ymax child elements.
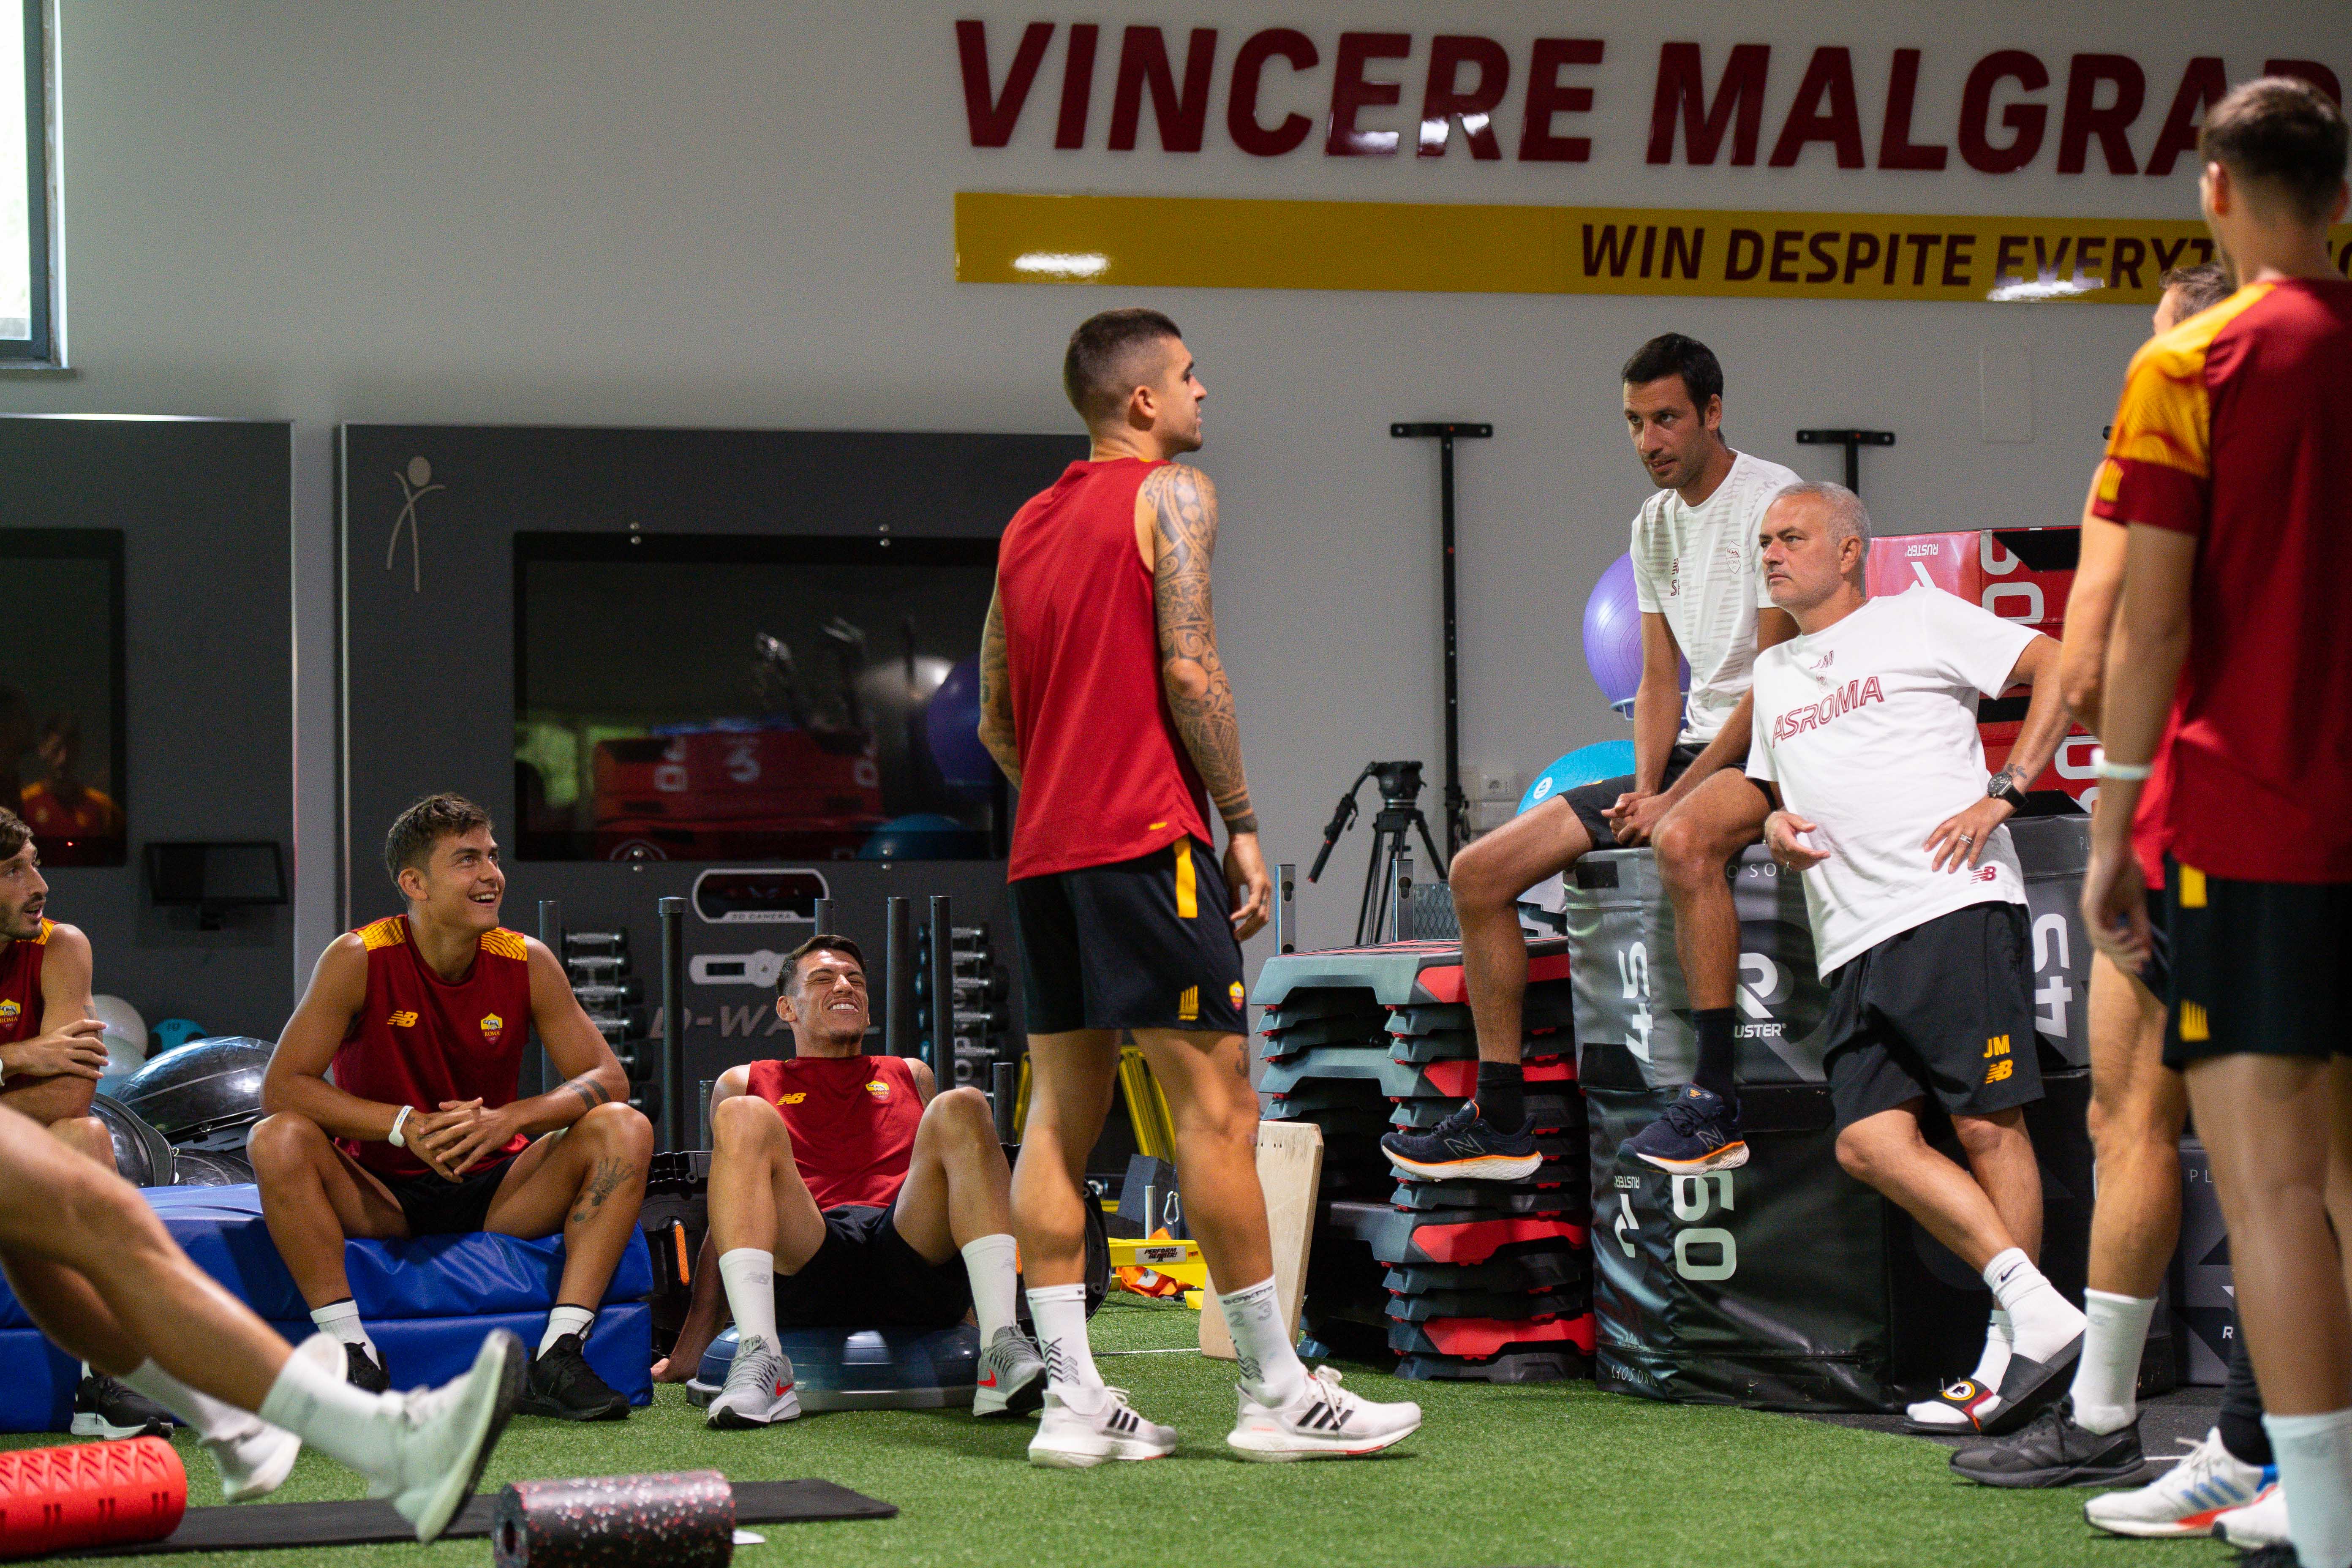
<box><xmin>0</xmin><ymin>1103</ymin><xmax>518</xmax><ymax>1540</ymax></box>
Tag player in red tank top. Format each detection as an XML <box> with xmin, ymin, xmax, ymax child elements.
<box><xmin>651</xmin><ymin>934</ymin><xmax>1043</xmax><ymax>1427</ymax></box>
<box><xmin>0</xmin><ymin>808</ymin><xmax>109</xmax><ymax>1171</ymax></box>
<box><xmin>977</xmin><ymin>310</ymin><xmax>1420</xmax><ymax>1466</ymax></box>
<box><xmin>251</xmin><ymin>794</ymin><xmax>652</xmax><ymax>1421</ymax></box>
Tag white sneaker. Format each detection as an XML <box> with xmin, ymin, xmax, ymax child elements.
<box><xmin>207</xmin><ymin>1334</ymin><xmax>344</xmax><ymax>1503</ymax></box>
<box><xmin>1027</xmin><ymin>1385</ymin><xmax>1177</xmax><ymax>1467</ymax></box>
<box><xmin>973</xmin><ymin>1327</ymin><xmax>1047</xmax><ymax>1418</ymax></box>
<box><xmin>1226</xmin><ymin>1366</ymin><xmax>1422</xmax><ymax>1462</ymax></box>
<box><xmin>2213</xmin><ymin>1481</ymin><xmax>2289</xmax><ymax>1549</ymax></box>
<box><xmin>374</xmin><ymin>1329</ymin><xmax>525</xmax><ymax>1542</ymax></box>
<box><xmin>2084</xmin><ymin>1427</ymin><xmax>2270</xmax><ymax>1538</ymax></box>
<box><xmin>705</xmin><ymin>1334</ymin><xmax>801</xmax><ymax>1429</ymax></box>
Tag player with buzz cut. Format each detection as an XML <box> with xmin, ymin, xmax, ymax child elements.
<box><xmin>249</xmin><ymin>793</ymin><xmax>653</xmax><ymax>1420</ymax></box>
<box><xmin>979</xmin><ymin>307</ymin><xmax>1421</xmax><ymax>1465</ymax></box>
<box><xmin>2077</xmin><ymin>77</ymin><xmax>2352</xmax><ymax>1568</ymax></box>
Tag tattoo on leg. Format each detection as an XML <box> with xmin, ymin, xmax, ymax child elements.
<box><xmin>568</xmin><ymin>1155</ymin><xmax>637</xmax><ymax>1225</ymax></box>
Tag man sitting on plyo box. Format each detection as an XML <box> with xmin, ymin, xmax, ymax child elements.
<box><xmin>1747</xmin><ymin>482</ymin><xmax>2087</xmax><ymax>1435</ymax></box>
<box><xmin>652</xmin><ymin>933</ymin><xmax>1046</xmax><ymax>1428</ymax></box>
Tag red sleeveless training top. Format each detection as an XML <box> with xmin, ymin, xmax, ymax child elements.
<box><xmin>743</xmin><ymin>1054</ymin><xmax>923</xmax><ymax>1211</ymax></box>
<box><xmin>334</xmin><ymin>915</ymin><xmax>534</xmax><ymax>1179</ymax></box>
<box><xmin>0</xmin><ymin>920</ymin><xmax>52</xmax><ymax>1045</ymax></box>
<box><xmin>997</xmin><ymin>457</ymin><xmax>1213</xmax><ymax>881</ymax></box>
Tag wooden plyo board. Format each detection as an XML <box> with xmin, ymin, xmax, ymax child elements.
<box><xmin>1199</xmin><ymin>1120</ymin><xmax>1325</xmax><ymax>1359</ymax></box>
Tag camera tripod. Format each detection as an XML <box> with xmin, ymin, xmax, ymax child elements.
<box><xmin>1307</xmin><ymin>760</ymin><xmax>1450</xmax><ymax>948</ymax></box>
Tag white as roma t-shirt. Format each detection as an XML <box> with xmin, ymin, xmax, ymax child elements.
<box><xmin>1745</xmin><ymin>585</ymin><xmax>2039</xmax><ymax>976</ymax></box>
<box><xmin>1631</xmin><ymin>450</ymin><xmax>1803</xmax><ymax>746</ymax></box>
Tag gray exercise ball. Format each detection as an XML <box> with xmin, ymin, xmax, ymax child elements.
<box><xmin>115</xmin><ymin>1036</ymin><xmax>275</xmax><ymax>1150</ymax></box>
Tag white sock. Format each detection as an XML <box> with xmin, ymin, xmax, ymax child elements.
<box><xmin>960</xmin><ymin>1234</ymin><xmax>1020</xmax><ymax>1343</ymax></box>
<box><xmin>1026</xmin><ymin>1282</ymin><xmax>1102</xmax><ymax>1396</ymax></box>
<box><xmin>2068</xmin><ymin>1289</ymin><xmax>2156</xmax><ymax>1435</ymax></box>
<box><xmin>310</xmin><ymin>1299</ymin><xmax>377</xmax><ymax>1361</ymax></box>
<box><xmin>1982</xmin><ymin>1248</ymin><xmax>2084</xmax><ymax>1365</ymax></box>
<box><xmin>1972</xmin><ymin>1310</ymin><xmax>2015</xmax><ymax>1389</ymax></box>
<box><xmin>2266</xmin><ymin>1408</ymin><xmax>2352</xmax><ymax>1568</ymax></box>
<box><xmin>120</xmin><ymin>1360</ymin><xmax>261</xmax><ymax>1441</ymax></box>
<box><xmin>256</xmin><ymin>1342</ymin><xmax>398</xmax><ymax>1479</ymax></box>
<box><xmin>539</xmin><ymin>1305</ymin><xmax>596</xmax><ymax>1356</ymax></box>
<box><xmin>1217</xmin><ymin>1276</ymin><xmax>1309</xmax><ymax>1406</ymax></box>
<box><xmin>718</xmin><ymin>1248</ymin><xmax>780</xmax><ymax>1351</ymax></box>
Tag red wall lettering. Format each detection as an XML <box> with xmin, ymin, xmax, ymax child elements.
<box><xmin>2266</xmin><ymin>59</ymin><xmax>2344</xmax><ymax>105</ymax></box>
<box><xmin>1648</xmin><ymin>42</ymin><xmax>1770</xmax><ymax>166</ymax></box>
<box><xmin>1878</xmin><ymin>48</ymin><xmax>1948</xmax><ymax>170</ymax></box>
<box><xmin>1959</xmin><ymin>50</ymin><xmax>2050</xmax><ymax>174</ymax></box>
<box><xmin>1227</xmin><ymin>29</ymin><xmax>1319</xmax><ymax>158</ymax></box>
<box><xmin>1420</xmin><ymin>35</ymin><xmax>1510</xmax><ymax>159</ymax></box>
<box><xmin>1056</xmin><ymin>24</ymin><xmax>1098</xmax><ymax>150</ymax></box>
<box><xmin>2145</xmin><ymin>57</ymin><xmax>2224</xmax><ymax>177</ymax></box>
<box><xmin>1327</xmin><ymin>31</ymin><xmax>1411</xmax><ymax>155</ymax></box>
<box><xmin>957</xmin><ymin>19</ymin><xmax>1054</xmax><ymax>148</ymax></box>
<box><xmin>2058</xmin><ymin>54</ymin><xmax>2145</xmax><ymax>174</ymax></box>
<box><xmin>1769</xmin><ymin>46</ymin><xmax>1865</xmax><ymax>167</ymax></box>
<box><xmin>1521</xmin><ymin>38</ymin><xmax>1604</xmax><ymax>162</ymax></box>
<box><xmin>1108</xmin><ymin>26</ymin><xmax>1219</xmax><ymax>153</ymax></box>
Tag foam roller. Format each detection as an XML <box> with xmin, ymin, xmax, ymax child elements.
<box><xmin>0</xmin><ymin>1436</ymin><xmax>185</xmax><ymax>1559</ymax></box>
<box><xmin>493</xmin><ymin>1470</ymin><xmax>732</xmax><ymax>1568</ymax></box>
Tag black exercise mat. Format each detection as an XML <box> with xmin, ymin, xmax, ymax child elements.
<box><xmin>72</xmin><ymin>1479</ymin><xmax>893</xmax><ymax>1556</ymax></box>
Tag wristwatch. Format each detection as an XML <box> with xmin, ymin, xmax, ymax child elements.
<box><xmin>1985</xmin><ymin>770</ymin><xmax>2028</xmax><ymax>809</ymax></box>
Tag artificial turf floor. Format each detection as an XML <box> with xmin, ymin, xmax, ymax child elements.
<box><xmin>1</xmin><ymin>1296</ymin><xmax>2249</xmax><ymax>1568</ymax></box>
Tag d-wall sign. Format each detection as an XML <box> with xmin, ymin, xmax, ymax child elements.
<box><xmin>956</xmin><ymin>193</ymin><xmax>2352</xmax><ymax>304</ymax></box>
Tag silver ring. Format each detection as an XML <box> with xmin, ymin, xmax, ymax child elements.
<box><xmin>1960</xmin><ymin>834</ymin><xmax>1974</xmax><ymax>844</ymax></box>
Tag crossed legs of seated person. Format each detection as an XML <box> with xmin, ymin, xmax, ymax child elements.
<box><xmin>0</xmin><ymin>1101</ymin><xmax>521</xmax><ymax>1538</ymax></box>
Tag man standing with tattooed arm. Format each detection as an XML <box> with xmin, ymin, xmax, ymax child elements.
<box><xmin>250</xmin><ymin>793</ymin><xmax>653</xmax><ymax>1421</ymax></box>
<box><xmin>979</xmin><ymin>308</ymin><xmax>1421</xmax><ymax>1466</ymax></box>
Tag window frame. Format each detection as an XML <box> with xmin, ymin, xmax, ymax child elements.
<box><xmin>3</xmin><ymin>0</ymin><xmax>56</xmax><ymax>365</ymax></box>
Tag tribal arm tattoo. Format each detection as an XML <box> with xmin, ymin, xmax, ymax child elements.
<box><xmin>562</xmin><ymin>1075</ymin><xmax>612</xmax><ymax>1118</ymax></box>
<box><xmin>1147</xmin><ymin>464</ymin><xmax>1257</xmax><ymax>835</ymax></box>
<box><xmin>976</xmin><ymin>585</ymin><xmax>1023</xmax><ymax>789</ymax></box>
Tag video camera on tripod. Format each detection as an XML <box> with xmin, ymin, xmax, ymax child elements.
<box><xmin>1307</xmin><ymin>760</ymin><xmax>1450</xmax><ymax>948</ymax></box>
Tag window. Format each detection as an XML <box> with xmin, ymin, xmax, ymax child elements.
<box><xmin>2</xmin><ymin>0</ymin><xmax>53</xmax><ymax>362</ymax></box>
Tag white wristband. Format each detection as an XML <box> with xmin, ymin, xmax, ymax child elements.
<box><xmin>2093</xmin><ymin>759</ymin><xmax>2153</xmax><ymax>781</ymax></box>
<box><xmin>388</xmin><ymin>1105</ymin><xmax>413</xmax><ymax>1148</ymax></box>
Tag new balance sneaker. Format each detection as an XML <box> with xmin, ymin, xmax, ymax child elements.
<box><xmin>2083</xmin><ymin>1426</ymin><xmax>2271</xmax><ymax>1537</ymax></box>
<box><xmin>2214</xmin><ymin>1482</ymin><xmax>2289</xmax><ymax>1550</ymax></box>
<box><xmin>1950</xmin><ymin>1399</ymin><xmax>2143</xmax><ymax>1488</ymax></box>
<box><xmin>70</xmin><ymin>1371</ymin><xmax>172</xmax><ymax>1438</ymax></box>
<box><xmin>204</xmin><ymin>1334</ymin><xmax>343</xmax><ymax>1503</ymax></box>
<box><xmin>705</xmin><ymin>1334</ymin><xmax>801</xmax><ymax>1429</ymax></box>
<box><xmin>344</xmin><ymin>1342</ymin><xmax>392</xmax><ymax>1394</ymax></box>
<box><xmin>1381</xmin><ymin>1102</ymin><xmax>1540</xmax><ymax>1182</ymax></box>
<box><xmin>1619</xmin><ymin>1085</ymin><xmax>1749</xmax><ymax>1173</ymax></box>
<box><xmin>374</xmin><ymin>1329</ymin><xmax>525</xmax><ymax>1543</ymax></box>
<box><xmin>1903</xmin><ymin>1377</ymin><xmax>2004</xmax><ymax>1434</ymax></box>
<box><xmin>973</xmin><ymin>1326</ymin><xmax>1048</xmax><ymax>1418</ymax></box>
<box><xmin>1028</xmin><ymin>1385</ymin><xmax>1177</xmax><ymax>1467</ymax></box>
<box><xmin>516</xmin><ymin>1332</ymin><xmax>629</xmax><ymax>1421</ymax></box>
<box><xmin>1226</xmin><ymin>1367</ymin><xmax>1422</xmax><ymax>1462</ymax></box>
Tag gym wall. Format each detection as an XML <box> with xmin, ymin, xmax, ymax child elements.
<box><xmin>0</xmin><ymin>418</ymin><xmax>295</xmax><ymax>1036</ymax></box>
<box><xmin>0</xmin><ymin>1</ymin><xmax>2340</xmax><ymax>974</ymax></box>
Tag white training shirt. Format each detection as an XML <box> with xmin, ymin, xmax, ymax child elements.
<box><xmin>1745</xmin><ymin>585</ymin><xmax>2039</xmax><ymax>977</ymax></box>
<box><xmin>1631</xmin><ymin>449</ymin><xmax>1804</xmax><ymax>746</ymax></box>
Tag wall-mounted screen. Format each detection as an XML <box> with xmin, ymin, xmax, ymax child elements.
<box><xmin>515</xmin><ymin>533</ymin><xmax>1005</xmax><ymax>863</ymax></box>
<box><xmin>0</xmin><ymin>530</ymin><xmax>126</xmax><ymax>866</ymax></box>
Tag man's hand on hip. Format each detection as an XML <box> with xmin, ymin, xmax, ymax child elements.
<box><xmin>1925</xmin><ymin>799</ymin><xmax>2014</xmax><ymax>873</ymax></box>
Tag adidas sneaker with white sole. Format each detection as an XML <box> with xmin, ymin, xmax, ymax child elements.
<box><xmin>206</xmin><ymin>1333</ymin><xmax>346</xmax><ymax>1503</ymax></box>
<box><xmin>1226</xmin><ymin>1367</ymin><xmax>1422</xmax><ymax>1462</ymax></box>
<box><xmin>2212</xmin><ymin>1481</ymin><xmax>2289</xmax><ymax>1550</ymax></box>
<box><xmin>2083</xmin><ymin>1427</ymin><xmax>2270</xmax><ymax>1538</ymax></box>
<box><xmin>377</xmin><ymin>1329</ymin><xmax>526</xmax><ymax>1543</ymax></box>
<box><xmin>1027</xmin><ymin>1386</ymin><xmax>1177</xmax><ymax>1467</ymax></box>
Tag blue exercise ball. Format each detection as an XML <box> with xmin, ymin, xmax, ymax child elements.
<box><xmin>1519</xmin><ymin>740</ymin><xmax>1637</xmax><ymax>815</ymax></box>
<box><xmin>1580</xmin><ymin>553</ymin><xmax>1689</xmax><ymax>716</ymax></box>
<box><xmin>923</xmin><ymin>656</ymin><xmax>996</xmax><ymax>800</ymax></box>
<box><xmin>692</xmin><ymin>1323</ymin><xmax>980</xmax><ymax>1412</ymax></box>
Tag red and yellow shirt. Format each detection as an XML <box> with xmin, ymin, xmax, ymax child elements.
<box><xmin>0</xmin><ymin>920</ymin><xmax>52</xmax><ymax>1047</ymax></box>
<box><xmin>743</xmin><ymin>1054</ymin><xmax>924</xmax><ymax>1211</ymax></box>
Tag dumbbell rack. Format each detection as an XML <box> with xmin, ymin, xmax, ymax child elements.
<box><xmin>537</xmin><ymin>901</ymin><xmax>657</xmax><ymax>1124</ymax></box>
<box><xmin>917</xmin><ymin>921</ymin><xmax>1010</xmax><ymax>1087</ymax></box>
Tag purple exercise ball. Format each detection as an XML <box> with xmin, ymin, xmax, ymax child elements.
<box><xmin>1581</xmin><ymin>553</ymin><xmax>1689</xmax><ymax>716</ymax></box>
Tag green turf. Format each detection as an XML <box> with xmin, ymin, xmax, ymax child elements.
<box><xmin>2</xmin><ymin>1298</ymin><xmax>2249</xmax><ymax>1568</ymax></box>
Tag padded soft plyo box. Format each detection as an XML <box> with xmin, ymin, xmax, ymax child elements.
<box><xmin>0</xmin><ymin>1185</ymin><xmax>655</xmax><ymax>1432</ymax></box>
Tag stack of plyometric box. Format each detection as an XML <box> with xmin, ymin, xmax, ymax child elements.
<box><xmin>1256</xmin><ymin>939</ymin><xmax>1593</xmax><ymax>1383</ymax></box>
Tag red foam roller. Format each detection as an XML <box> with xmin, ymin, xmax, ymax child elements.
<box><xmin>0</xmin><ymin>1437</ymin><xmax>186</xmax><ymax>1559</ymax></box>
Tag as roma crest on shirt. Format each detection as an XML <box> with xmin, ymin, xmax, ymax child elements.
<box><xmin>865</xmin><ymin>1078</ymin><xmax>892</xmax><ymax>1102</ymax></box>
<box><xmin>0</xmin><ymin>1000</ymin><xmax>20</xmax><ymax>1024</ymax></box>
<box><xmin>479</xmin><ymin>1013</ymin><xmax>505</xmax><ymax>1044</ymax></box>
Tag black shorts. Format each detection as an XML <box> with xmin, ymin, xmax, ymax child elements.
<box><xmin>1560</xmin><ymin>743</ymin><xmax>1719</xmax><ymax>849</ymax></box>
<box><xmin>1010</xmin><ymin>836</ymin><xmax>1247</xmax><ymax>1034</ymax></box>
<box><xmin>2164</xmin><ymin>858</ymin><xmax>2352</xmax><ymax>1068</ymax></box>
<box><xmin>1820</xmin><ymin>902</ymin><xmax>2043</xmax><ymax>1132</ymax></box>
<box><xmin>382</xmin><ymin>1152</ymin><xmax>520</xmax><ymax>1236</ymax></box>
<box><xmin>775</xmin><ymin>1204</ymin><xmax>972</xmax><ymax>1329</ymax></box>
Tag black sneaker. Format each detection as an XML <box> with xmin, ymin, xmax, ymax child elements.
<box><xmin>1619</xmin><ymin>1086</ymin><xmax>1749</xmax><ymax>1172</ymax></box>
<box><xmin>69</xmin><ymin>1372</ymin><xmax>173</xmax><ymax>1438</ymax></box>
<box><xmin>2236</xmin><ymin>1547</ymin><xmax>2304</xmax><ymax>1567</ymax></box>
<box><xmin>1950</xmin><ymin>1400</ymin><xmax>2145</xmax><ymax>1488</ymax></box>
<box><xmin>1380</xmin><ymin>1101</ymin><xmax>1540</xmax><ymax>1181</ymax></box>
<box><xmin>345</xmin><ymin>1342</ymin><xmax>392</xmax><ymax>1394</ymax></box>
<box><xmin>516</xmin><ymin>1333</ymin><xmax>630</xmax><ymax>1421</ymax></box>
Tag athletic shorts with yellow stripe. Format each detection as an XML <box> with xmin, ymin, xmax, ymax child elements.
<box><xmin>1008</xmin><ymin>836</ymin><xmax>1248</xmax><ymax>1034</ymax></box>
<box><xmin>2163</xmin><ymin>856</ymin><xmax>2352</xmax><ymax>1068</ymax></box>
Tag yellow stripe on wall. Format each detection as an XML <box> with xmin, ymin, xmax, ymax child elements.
<box><xmin>957</xmin><ymin>191</ymin><xmax>2352</xmax><ymax>306</ymax></box>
